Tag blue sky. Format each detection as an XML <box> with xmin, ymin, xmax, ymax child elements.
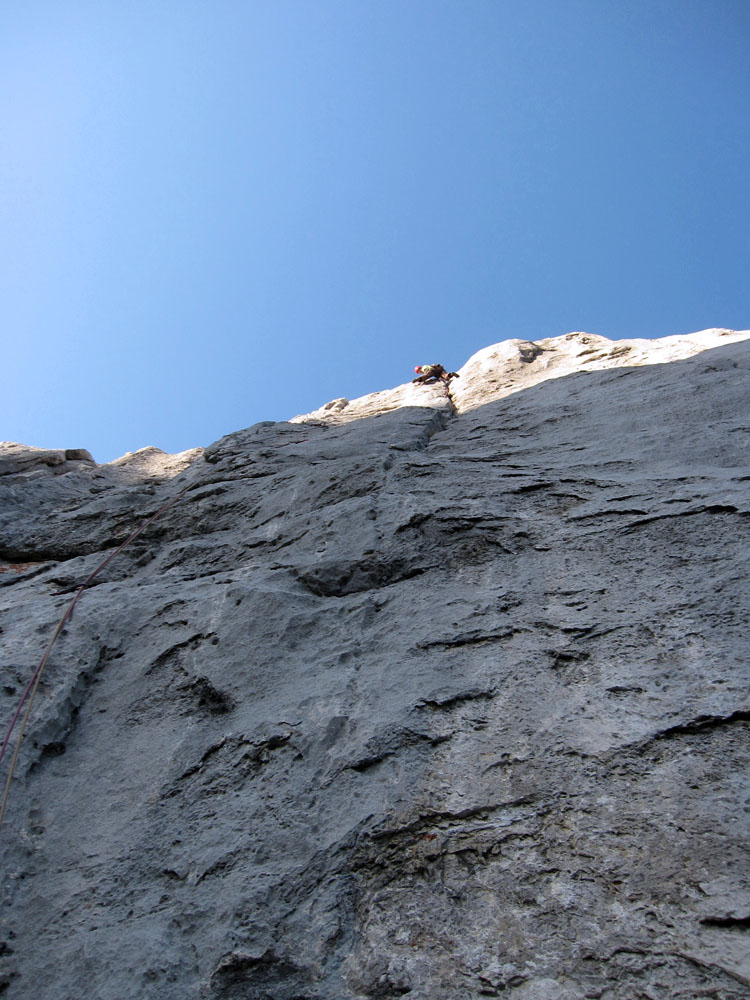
<box><xmin>2</xmin><ymin>0</ymin><xmax>748</xmax><ymax>462</ymax></box>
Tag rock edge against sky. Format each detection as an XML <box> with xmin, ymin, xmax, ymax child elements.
<box><xmin>0</xmin><ymin>328</ymin><xmax>748</xmax><ymax>1000</ymax></box>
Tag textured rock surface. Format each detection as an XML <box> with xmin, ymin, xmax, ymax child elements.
<box><xmin>0</xmin><ymin>443</ymin><xmax>96</xmax><ymax>477</ymax></box>
<box><xmin>0</xmin><ymin>330</ymin><xmax>748</xmax><ymax>999</ymax></box>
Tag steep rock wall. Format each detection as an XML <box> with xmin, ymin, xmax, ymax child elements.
<box><xmin>0</xmin><ymin>331</ymin><xmax>748</xmax><ymax>1000</ymax></box>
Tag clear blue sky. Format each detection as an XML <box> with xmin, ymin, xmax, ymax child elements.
<box><xmin>2</xmin><ymin>0</ymin><xmax>748</xmax><ymax>462</ymax></box>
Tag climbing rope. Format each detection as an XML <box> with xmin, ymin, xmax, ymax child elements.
<box><xmin>0</xmin><ymin>430</ymin><xmax>318</xmax><ymax>832</ymax></box>
<box><xmin>0</xmin><ymin>481</ymin><xmax>192</xmax><ymax>831</ymax></box>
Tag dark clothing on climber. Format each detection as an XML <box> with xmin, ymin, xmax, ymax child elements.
<box><xmin>412</xmin><ymin>363</ymin><xmax>460</xmax><ymax>385</ymax></box>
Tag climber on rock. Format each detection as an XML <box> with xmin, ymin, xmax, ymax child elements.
<box><xmin>412</xmin><ymin>363</ymin><xmax>460</xmax><ymax>386</ymax></box>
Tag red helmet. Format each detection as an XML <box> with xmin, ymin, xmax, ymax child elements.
<box><xmin>414</xmin><ymin>366</ymin><xmax>422</xmax><ymax>373</ymax></box>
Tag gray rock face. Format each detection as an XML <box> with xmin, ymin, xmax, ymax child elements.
<box><xmin>0</xmin><ymin>443</ymin><xmax>96</xmax><ymax>477</ymax></box>
<box><xmin>0</xmin><ymin>330</ymin><xmax>748</xmax><ymax>1000</ymax></box>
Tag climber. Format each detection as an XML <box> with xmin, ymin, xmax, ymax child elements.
<box><xmin>412</xmin><ymin>364</ymin><xmax>460</xmax><ymax>386</ymax></box>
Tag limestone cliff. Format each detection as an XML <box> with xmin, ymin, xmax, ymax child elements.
<box><xmin>0</xmin><ymin>329</ymin><xmax>748</xmax><ymax>1000</ymax></box>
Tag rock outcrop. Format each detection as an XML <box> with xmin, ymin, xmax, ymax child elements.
<box><xmin>0</xmin><ymin>330</ymin><xmax>748</xmax><ymax>1000</ymax></box>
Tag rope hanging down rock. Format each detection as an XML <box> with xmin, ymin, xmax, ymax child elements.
<box><xmin>0</xmin><ymin>482</ymin><xmax>192</xmax><ymax>832</ymax></box>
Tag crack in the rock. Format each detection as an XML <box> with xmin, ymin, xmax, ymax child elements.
<box><xmin>622</xmin><ymin>504</ymin><xmax>746</xmax><ymax>531</ymax></box>
<box><xmin>415</xmin><ymin>687</ymin><xmax>496</xmax><ymax>710</ymax></box>
<box><xmin>652</xmin><ymin>710</ymin><xmax>750</xmax><ymax>742</ymax></box>
<box><xmin>569</xmin><ymin>508</ymin><xmax>649</xmax><ymax>521</ymax></box>
<box><xmin>700</xmin><ymin>915</ymin><xmax>750</xmax><ymax>929</ymax></box>
<box><xmin>146</xmin><ymin>632</ymin><xmax>216</xmax><ymax>674</ymax></box>
<box><xmin>0</xmin><ymin>560</ymin><xmax>53</xmax><ymax>587</ymax></box>
<box><xmin>370</xmin><ymin>796</ymin><xmax>539</xmax><ymax>842</ymax></box>
<box><xmin>415</xmin><ymin>629</ymin><xmax>519</xmax><ymax>651</ymax></box>
<box><xmin>348</xmin><ymin>730</ymin><xmax>453</xmax><ymax>773</ymax></box>
<box><xmin>172</xmin><ymin>731</ymin><xmax>293</xmax><ymax>791</ymax></box>
<box><xmin>666</xmin><ymin>949</ymin><xmax>750</xmax><ymax>990</ymax></box>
